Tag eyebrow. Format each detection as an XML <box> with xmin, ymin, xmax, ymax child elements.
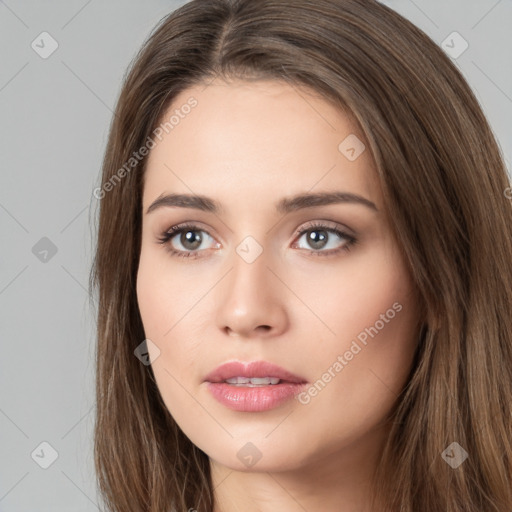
<box><xmin>145</xmin><ymin>191</ymin><xmax>378</xmax><ymax>215</ymax></box>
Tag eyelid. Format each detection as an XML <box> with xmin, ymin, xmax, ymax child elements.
<box><xmin>292</xmin><ymin>219</ymin><xmax>354</xmax><ymax>238</ymax></box>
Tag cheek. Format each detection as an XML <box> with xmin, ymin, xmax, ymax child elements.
<box><xmin>137</xmin><ymin>259</ymin><xmax>167</xmax><ymax>338</ymax></box>
<box><xmin>136</xmin><ymin>247</ymin><xmax>191</xmax><ymax>337</ymax></box>
<box><xmin>136</xmin><ymin>248</ymin><xmax>207</xmax><ymax>400</ymax></box>
<box><xmin>136</xmin><ymin>251</ymin><xmax>182</xmax><ymax>382</ymax></box>
<box><xmin>136</xmin><ymin>259</ymin><xmax>198</xmax><ymax>426</ymax></box>
<box><xmin>294</xmin><ymin>239</ymin><xmax>420</xmax><ymax>400</ymax></box>
<box><xmin>291</xmin><ymin>240</ymin><xmax>417</xmax><ymax>346</ymax></box>
<box><xmin>290</xmin><ymin>249</ymin><xmax>419</xmax><ymax>445</ymax></box>
<box><xmin>353</xmin><ymin>258</ymin><xmax>418</xmax><ymax>370</ymax></box>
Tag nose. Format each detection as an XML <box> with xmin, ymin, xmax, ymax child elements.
<box><xmin>215</xmin><ymin>248</ymin><xmax>289</xmax><ymax>339</ymax></box>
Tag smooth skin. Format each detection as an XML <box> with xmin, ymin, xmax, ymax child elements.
<box><xmin>136</xmin><ymin>78</ymin><xmax>422</xmax><ymax>512</ymax></box>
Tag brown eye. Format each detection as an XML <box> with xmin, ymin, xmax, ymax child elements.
<box><xmin>294</xmin><ymin>222</ymin><xmax>357</xmax><ymax>255</ymax></box>
<box><xmin>157</xmin><ymin>223</ymin><xmax>219</xmax><ymax>259</ymax></box>
<box><xmin>177</xmin><ymin>229</ymin><xmax>203</xmax><ymax>251</ymax></box>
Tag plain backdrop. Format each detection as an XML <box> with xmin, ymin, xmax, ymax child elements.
<box><xmin>0</xmin><ymin>1</ymin><xmax>510</xmax><ymax>510</ymax></box>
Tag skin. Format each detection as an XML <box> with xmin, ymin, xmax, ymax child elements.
<box><xmin>136</xmin><ymin>78</ymin><xmax>422</xmax><ymax>512</ymax></box>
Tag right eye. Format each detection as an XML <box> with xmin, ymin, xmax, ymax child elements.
<box><xmin>157</xmin><ymin>223</ymin><xmax>220</xmax><ymax>259</ymax></box>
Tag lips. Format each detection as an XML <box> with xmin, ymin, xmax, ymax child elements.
<box><xmin>203</xmin><ymin>360</ymin><xmax>307</xmax><ymax>385</ymax></box>
<box><xmin>204</xmin><ymin>361</ymin><xmax>308</xmax><ymax>412</ymax></box>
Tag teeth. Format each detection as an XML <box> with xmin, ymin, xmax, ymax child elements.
<box><xmin>225</xmin><ymin>376</ymin><xmax>281</xmax><ymax>386</ymax></box>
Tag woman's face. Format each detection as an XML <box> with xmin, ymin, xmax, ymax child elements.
<box><xmin>137</xmin><ymin>78</ymin><xmax>421</xmax><ymax>474</ymax></box>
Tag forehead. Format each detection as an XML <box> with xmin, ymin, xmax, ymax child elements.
<box><xmin>142</xmin><ymin>78</ymin><xmax>380</xmax><ymax>214</ymax></box>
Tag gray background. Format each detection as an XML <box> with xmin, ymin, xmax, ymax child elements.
<box><xmin>0</xmin><ymin>1</ymin><xmax>510</xmax><ymax>511</ymax></box>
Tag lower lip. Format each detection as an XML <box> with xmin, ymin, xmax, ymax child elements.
<box><xmin>206</xmin><ymin>382</ymin><xmax>307</xmax><ymax>412</ymax></box>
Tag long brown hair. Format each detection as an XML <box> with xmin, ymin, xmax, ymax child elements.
<box><xmin>89</xmin><ymin>0</ymin><xmax>512</xmax><ymax>510</ymax></box>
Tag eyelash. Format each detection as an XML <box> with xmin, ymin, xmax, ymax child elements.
<box><xmin>156</xmin><ymin>221</ymin><xmax>358</xmax><ymax>259</ymax></box>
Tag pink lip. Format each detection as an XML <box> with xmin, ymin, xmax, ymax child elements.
<box><xmin>204</xmin><ymin>360</ymin><xmax>308</xmax><ymax>412</ymax></box>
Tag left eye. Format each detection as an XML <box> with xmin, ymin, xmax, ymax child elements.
<box><xmin>157</xmin><ymin>222</ymin><xmax>357</xmax><ymax>258</ymax></box>
<box><xmin>293</xmin><ymin>225</ymin><xmax>355</xmax><ymax>253</ymax></box>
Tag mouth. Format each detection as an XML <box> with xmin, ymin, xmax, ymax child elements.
<box><xmin>204</xmin><ymin>360</ymin><xmax>308</xmax><ymax>412</ymax></box>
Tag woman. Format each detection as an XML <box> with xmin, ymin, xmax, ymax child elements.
<box><xmin>89</xmin><ymin>0</ymin><xmax>512</xmax><ymax>510</ymax></box>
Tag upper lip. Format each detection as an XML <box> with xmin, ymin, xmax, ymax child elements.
<box><xmin>204</xmin><ymin>360</ymin><xmax>308</xmax><ymax>384</ymax></box>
